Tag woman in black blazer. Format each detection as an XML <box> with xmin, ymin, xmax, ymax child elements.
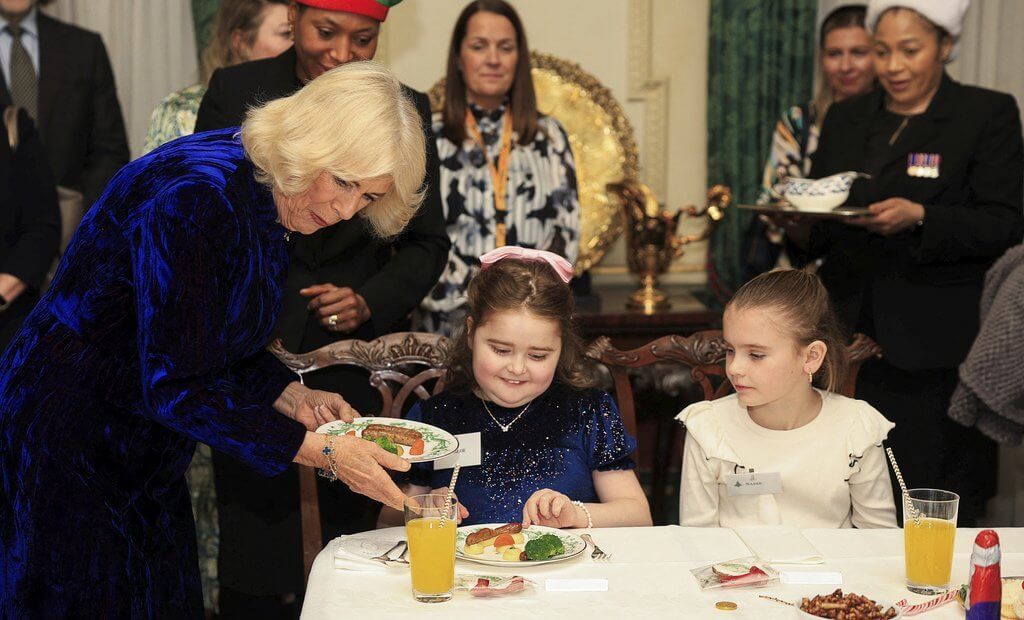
<box><xmin>807</xmin><ymin>5</ymin><xmax>1023</xmax><ymax>524</ymax></box>
<box><xmin>0</xmin><ymin>108</ymin><xmax>60</xmax><ymax>350</ymax></box>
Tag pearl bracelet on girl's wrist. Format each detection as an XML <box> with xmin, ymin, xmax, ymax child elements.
<box><xmin>571</xmin><ymin>500</ymin><xmax>593</xmax><ymax>529</ymax></box>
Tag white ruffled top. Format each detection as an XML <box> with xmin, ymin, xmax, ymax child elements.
<box><xmin>676</xmin><ymin>390</ymin><xmax>898</xmax><ymax>529</ymax></box>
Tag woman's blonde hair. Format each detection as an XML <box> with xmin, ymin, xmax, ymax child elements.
<box><xmin>726</xmin><ymin>269</ymin><xmax>850</xmax><ymax>393</ymax></box>
<box><xmin>241</xmin><ymin>61</ymin><xmax>426</xmax><ymax>238</ymax></box>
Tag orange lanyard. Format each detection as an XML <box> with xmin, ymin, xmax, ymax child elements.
<box><xmin>466</xmin><ymin>108</ymin><xmax>513</xmax><ymax>247</ymax></box>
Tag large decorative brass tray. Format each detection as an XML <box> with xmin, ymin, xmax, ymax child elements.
<box><xmin>428</xmin><ymin>51</ymin><xmax>639</xmax><ymax>275</ymax></box>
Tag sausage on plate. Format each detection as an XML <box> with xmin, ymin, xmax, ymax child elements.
<box><xmin>362</xmin><ymin>424</ymin><xmax>423</xmax><ymax>446</ymax></box>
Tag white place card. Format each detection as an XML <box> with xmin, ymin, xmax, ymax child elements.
<box><xmin>433</xmin><ymin>432</ymin><xmax>481</xmax><ymax>470</ymax></box>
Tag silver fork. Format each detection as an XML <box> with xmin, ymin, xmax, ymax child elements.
<box><xmin>392</xmin><ymin>542</ymin><xmax>410</xmax><ymax>565</ymax></box>
<box><xmin>580</xmin><ymin>533</ymin><xmax>611</xmax><ymax>561</ymax></box>
<box><xmin>369</xmin><ymin>540</ymin><xmax>407</xmax><ymax>565</ymax></box>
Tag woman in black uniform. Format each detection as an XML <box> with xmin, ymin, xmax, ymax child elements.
<box><xmin>808</xmin><ymin>0</ymin><xmax>1023</xmax><ymax>524</ymax></box>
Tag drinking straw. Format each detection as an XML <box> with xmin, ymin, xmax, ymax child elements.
<box><xmin>885</xmin><ymin>447</ymin><xmax>920</xmax><ymax>523</ymax></box>
<box><xmin>440</xmin><ymin>463</ymin><xmax>460</xmax><ymax>526</ymax></box>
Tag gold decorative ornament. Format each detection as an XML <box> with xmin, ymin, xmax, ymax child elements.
<box><xmin>608</xmin><ymin>181</ymin><xmax>730</xmax><ymax>313</ymax></box>
<box><xmin>429</xmin><ymin>51</ymin><xmax>639</xmax><ymax>275</ymax></box>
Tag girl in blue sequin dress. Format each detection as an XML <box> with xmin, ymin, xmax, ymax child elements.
<box><xmin>403</xmin><ymin>247</ymin><xmax>651</xmax><ymax>528</ymax></box>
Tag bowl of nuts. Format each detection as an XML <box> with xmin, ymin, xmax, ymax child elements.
<box><xmin>796</xmin><ymin>589</ymin><xmax>902</xmax><ymax>619</ymax></box>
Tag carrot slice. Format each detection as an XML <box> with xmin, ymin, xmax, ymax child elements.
<box><xmin>346</xmin><ymin>430</ymin><xmax>356</xmax><ymax>436</ymax></box>
<box><xmin>409</xmin><ymin>438</ymin><xmax>425</xmax><ymax>455</ymax></box>
<box><xmin>493</xmin><ymin>534</ymin><xmax>515</xmax><ymax>548</ymax></box>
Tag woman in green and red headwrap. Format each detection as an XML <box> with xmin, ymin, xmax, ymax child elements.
<box><xmin>195</xmin><ymin>2</ymin><xmax>449</xmax><ymax>617</ymax></box>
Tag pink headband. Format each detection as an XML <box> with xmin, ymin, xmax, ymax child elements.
<box><xmin>478</xmin><ymin>246</ymin><xmax>574</xmax><ymax>283</ymax></box>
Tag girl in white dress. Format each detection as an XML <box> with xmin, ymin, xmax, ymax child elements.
<box><xmin>678</xmin><ymin>269</ymin><xmax>897</xmax><ymax>529</ymax></box>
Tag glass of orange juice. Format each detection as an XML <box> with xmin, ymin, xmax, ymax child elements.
<box><xmin>404</xmin><ymin>493</ymin><xmax>458</xmax><ymax>603</ymax></box>
<box><xmin>904</xmin><ymin>488</ymin><xmax>959</xmax><ymax>595</ymax></box>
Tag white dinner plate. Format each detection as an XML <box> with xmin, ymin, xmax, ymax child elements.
<box><xmin>455</xmin><ymin>523</ymin><xmax>586</xmax><ymax>567</ymax></box>
<box><xmin>316</xmin><ymin>417</ymin><xmax>458</xmax><ymax>463</ymax></box>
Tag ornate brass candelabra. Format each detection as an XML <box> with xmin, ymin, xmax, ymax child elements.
<box><xmin>608</xmin><ymin>181</ymin><xmax>731</xmax><ymax>313</ymax></box>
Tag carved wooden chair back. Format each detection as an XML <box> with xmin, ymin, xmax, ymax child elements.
<box><xmin>585</xmin><ymin>330</ymin><xmax>730</xmax><ymax>464</ymax></box>
<box><xmin>585</xmin><ymin>330</ymin><xmax>882</xmax><ymax>523</ymax></box>
<box><xmin>268</xmin><ymin>332</ymin><xmax>453</xmax><ymax>580</ymax></box>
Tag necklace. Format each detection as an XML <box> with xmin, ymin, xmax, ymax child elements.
<box><xmin>481</xmin><ymin>398</ymin><xmax>532</xmax><ymax>432</ymax></box>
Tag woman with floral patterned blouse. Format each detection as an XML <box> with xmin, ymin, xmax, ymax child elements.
<box><xmin>143</xmin><ymin>0</ymin><xmax>291</xmax><ymax>153</ymax></box>
<box><xmin>418</xmin><ymin>0</ymin><xmax>579</xmax><ymax>336</ymax></box>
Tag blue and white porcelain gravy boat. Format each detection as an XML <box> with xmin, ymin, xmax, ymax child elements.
<box><xmin>783</xmin><ymin>171</ymin><xmax>869</xmax><ymax>212</ymax></box>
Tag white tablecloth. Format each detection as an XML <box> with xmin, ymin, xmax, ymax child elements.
<box><xmin>301</xmin><ymin>526</ymin><xmax>1024</xmax><ymax>619</ymax></box>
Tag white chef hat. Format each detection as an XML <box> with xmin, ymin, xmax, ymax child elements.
<box><xmin>866</xmin><ymin>0</ymin><xmax>970</xmax><ymax>39</ymax></box>
<box><xmin>866</xmin><ymin>0</ymin><xmax>970</xmax><ymax>61</ymax></box>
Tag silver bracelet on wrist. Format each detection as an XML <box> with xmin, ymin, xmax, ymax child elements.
<box><xmin>571</xmin><ymin>500</ymin><xmax>593</xmax><ymax>529</ymax></box>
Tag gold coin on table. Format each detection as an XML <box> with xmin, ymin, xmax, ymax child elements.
<box><xmin>715</xmin><ymin>601</ymin><xmax>738</xmax><ymax>611</ymax></box>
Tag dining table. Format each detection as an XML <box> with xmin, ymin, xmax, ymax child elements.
<box><xmin>300</xmin><ymin>525</ymin><xmax>1024</xmax><ymax>618</ymax></box>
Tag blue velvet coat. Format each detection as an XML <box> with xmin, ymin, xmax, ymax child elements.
<box><xmin>0</xmin><ymin>129</ymin><xmax>305</xmax><ymax>618</ymax></box>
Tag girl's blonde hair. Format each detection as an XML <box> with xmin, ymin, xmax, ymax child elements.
<box><xmin>241</xmin><ymin>61</ymin><xmax>426</xmax><ymax>238</ymax></box>
<box><xmin>726</xmin><ymin>269</ymin><xmax>850</xmax><ymax>392</ymax></box>
<box><xmin>445</xmin><ymin>259</ymin><xmax>594</xmax><ymax>393</ymax></box>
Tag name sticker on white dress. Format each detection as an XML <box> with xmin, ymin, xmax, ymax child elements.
<box><xmin>724</xmin><ymin>471</ymin><xmax>783</xmax><ymax>496</ymax></box>
<box><xmin>433</xmin><ymin>432</ymin><xmax>481</xmax><ymax>470</ymax></box>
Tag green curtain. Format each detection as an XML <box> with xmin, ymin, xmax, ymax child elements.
<box><xmin>192</xmin><ymin>0</ymin><xmax>221</xmax><ymax>60</ymax></box>
<box><xmin>706</xmin><ymin>0</ymin><xmax>817</xmax><ymax>300</ymax></box>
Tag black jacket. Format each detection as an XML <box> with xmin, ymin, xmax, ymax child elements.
<box><xmin>810</xmin><ymin>74</ymin><xmax>1024</xmax><ymax>370</ymax></box>
<box><xmin>0</xmin><ymin>108</ymin><xmax>60</xmax><ymax>345</ymax></box>
<box><xmin>0</xmin><ymin>13</ymin><xmax>129</xmax><ymax>209</ymax></box>
<box><xmin>195</xmin><ymin>47</ymin><xmax>449</xmax><ymax>353</ymax></box>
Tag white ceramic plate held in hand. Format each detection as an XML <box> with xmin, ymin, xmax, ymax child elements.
<box><xmin>316</xmin><ymin>417</ymin><xmax>459</xmax><ymax>463</ymax></box>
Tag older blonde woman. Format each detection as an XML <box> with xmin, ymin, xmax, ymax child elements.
<box><xmin>0</xmin><ymin>62</ymin><xmax>423</xmax><ymax>618</ymax></box>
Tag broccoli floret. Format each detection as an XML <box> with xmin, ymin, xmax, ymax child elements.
<box><xmin>367</xmin><ymin>435</ymin><xmax>401</xmax><ymax>455</ymax></box>
<box><xmin>524</xmin><ymin>534</ymin><xmax>565</xmax><ymax>561</ymax></box>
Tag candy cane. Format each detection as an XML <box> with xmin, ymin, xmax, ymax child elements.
<box><xmin>896</xmin><ymin>590</ymin><xmax>960</xmax><ymax>616</ymax></box>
